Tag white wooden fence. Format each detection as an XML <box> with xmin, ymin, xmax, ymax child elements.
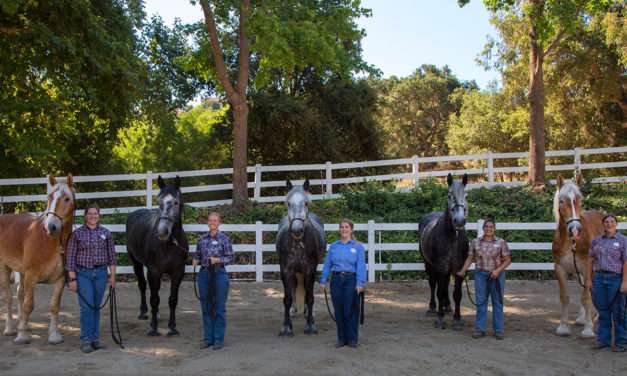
<box><xmin>103</xmin><ymin>220</ymin><xmax>627</xmax><ymax>281</ymax></box>
<box><xmin>0</xmin><ymin>146</ymin><xmax>625</xmax><ymax>216</ymax></box>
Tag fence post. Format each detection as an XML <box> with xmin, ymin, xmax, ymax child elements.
<box><xmin>146</xmin><ymin>171</ymin><xmax>153</xmax><ymax>208</ymax></box>
<box><xmin>368</xmin><ymin>220</ymin><xmax>375</xmax><ymax>283</ymax></box>
<box><xmin>325</xmin><ymin>161</ymin><xmax>333</xmax><ymax>198</ymax></box>
<box><xmin>487</xmin><ymin>151</ymin><xmax>494</xmax><ymax>187</ymax></box>
<box><xmin>411</xmin><ymin>155</ymin><xmax>420</xmax><ymax>188</ymax></box>
<box><xmin>573</xmin><ymin>147</ymin><xmax>581</xmax><ymax>173</ymax></box>
<box><xmin>255</xmin><ymin>221</ymin><xmax>263</xmax><ymax>282</ymax></box>
<box><xmin>477</xmin><ymin>219</ymin><xmax>485</xmax><ymax>238</ymax></box>
<box><xmin>254</xmin><ymin>164</ymin><xmax>262</xmax><ymax>201</ymax></box>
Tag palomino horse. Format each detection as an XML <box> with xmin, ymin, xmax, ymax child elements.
<box><xmin>276</xmin><ymin>179</ymin><xmax>326</xmax><ymax>336</ymax></box>
<box><xmin>126</xmin><ymin>175</ymin><xmax>188</xmax><ymax>336</ymax></box>
<box><xmin>419</xmin><ymin>173</ymin><xmax>469</xmax><ymax>330</ymax></box>
<box><xmin>0</xmin><ymin>175</ymin><xmax>75</xmax><ymax>344</ymax></box>
<box><xmin>552</xmin><ymin>174</ymin><xmax>603</xmax><ymax>337</ymax></box>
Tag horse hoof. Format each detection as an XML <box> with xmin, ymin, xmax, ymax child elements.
<box><xmin>138</xmin><ymin>313</ymin><xmax>148</xmax><ymax>320</ymax></box>
<box><xmin>3</xmin><ymin>328</ymin><xmax>17</xmax><ymax>337</ymax></box>
<box><xmin>304</xmin><ymin>325</ymin><xmax>318</xmax><ymax>335</ymax></box>
<box><xmin>167</xmin><ymin>328</ymin><xmax>180</xmax><ymax>336</ymax></box>
<box><xmin>147</xmin><ymin>329</ymin><xmax>161</xmax><ymax>336</ymax></box>
<box><xmin>452</xmin><ymin>320</ymin><xmax>464</xmax><ymax>331</ymax></box>
<box><xmin>48</xmin><ymin>332</ymin><xmax>64</xmax><ymax>345</ymax></box>
<box><xmin>14</xmin><ymin>333</ymin><xmax>31</xmax><ymax>345</ymax></box>
<box><xmin>580</xmin><ymin>327</ymin><xmax>595</xmax><ymax>338</ymax></box>
<box><xmin>556</xmin><ymin>324</ymin><xmax>571</xmax><ymax>337</ymax></box>
<box><xmin>278</xmin><ymin>328</ymin><xmax>294</xmax><ymax>337</ymax></box>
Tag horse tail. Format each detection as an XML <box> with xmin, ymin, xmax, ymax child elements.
<box><xmin>295</xmin><ymin>272</ymin><xmax>305</xmax><ymax>314</ymax></box>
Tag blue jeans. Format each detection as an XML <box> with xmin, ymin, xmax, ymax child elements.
<box><xmin>592</xmin><ymin>272</ymin><xmax>627</xmax><ymax>347</ymax></box>
<box><xmin>331</xmin><ymin>273</ymin><xmax>360</xmax><ymax>345</ymax></box>
<box><xmin>76</xmin><ymin>265</ymin><xmax>108</xmax><ymax>343</ymax></box>
<box><xmin>474</xmin><ymin>271</ymin><xmax>506</xmax><ymax>334</ymax></box>
<box><xmin>197</xmin><ymin>266</ymin><xmax>229</xmax><ymax>345</ymax></box>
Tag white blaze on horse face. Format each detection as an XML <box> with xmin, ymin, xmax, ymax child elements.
<box><xmin>157</xmin><ymin>194</ymin><xmax>175</xmax><ymax>240</ymax></box>
<box><xmin>44</xmin><ymin>186</ymin><xmax>64</xmax><ymax>235</ymax></box>
<box><xmin>287</xmin><ymin>190</ymin><xmax>308</xmax><ymax>234</ymax></box>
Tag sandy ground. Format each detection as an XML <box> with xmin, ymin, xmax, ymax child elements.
<box><xmin>0</xmin><ymin>280</ymin><xmax>625</xmax><ymax>376</ymax></box>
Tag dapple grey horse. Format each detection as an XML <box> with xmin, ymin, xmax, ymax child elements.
<box><xmin>276</xmin><ymin>179</ymin><xmax>326</xmax><ymax>336</ymax></box>
<box><xmin>419</xmin><ymin>173</ymin><xmax>469</xmax><ymax>330</ymax></box>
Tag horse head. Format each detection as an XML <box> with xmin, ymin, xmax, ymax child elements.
<box><xmin>43</xmin><ymin>174</ymin><xmax>76</xmax><ymax>237</ymax></box>
<box><xmin>446</xmin><ymin>173</ymin><xmax>468</xmax><ymax>231</ymax></box>
<box><xmin>156</xmin><ymin>175</ymin><xmax>182</xmax><ymax>241</ymax></box>
<box><xmin>554</xmin><ymin>174</ymin><xmax>584</xmax><ymax>241</ymax></box>
<box><xmin>285</xmin><ymin>179</ymin><xmax>311</xmax><ymax>240</ymax></box>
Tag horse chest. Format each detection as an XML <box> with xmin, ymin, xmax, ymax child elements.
<box><xmin>557</xmin><ymin>249</ymin><xmax>577</xmax><ymax>275</ymax></box>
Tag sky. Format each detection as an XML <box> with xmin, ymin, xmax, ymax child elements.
<box><xmin>143</xmin><ymin>0</ymin><xmax>500</xmax><ymax>89</ymax></box>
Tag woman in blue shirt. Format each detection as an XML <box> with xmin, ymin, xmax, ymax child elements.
<box><xmin>320</xmin><ymin>219</ymin><xmax>367</xmax><ymax>348</ymax></box>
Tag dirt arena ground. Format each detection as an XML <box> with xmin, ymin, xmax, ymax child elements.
<box><xmin>0</xmin><ymin>280</ymin><xmax>625</xmax><ymax>376</ymax></box>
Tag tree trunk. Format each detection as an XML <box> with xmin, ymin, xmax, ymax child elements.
<box><xmin>527</xmin><ymin>3</ymin><xmax>546</xmax><ymax>186</ymax></box>
<box><xmin>232</xmin><ymin>101</ymin><xmax>249</xmax><ymax>208</ymax></box>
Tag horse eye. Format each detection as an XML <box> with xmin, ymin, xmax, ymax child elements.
<box><xmin>65</xmin><ymin>197</ymin><xmax>70</xmax><ymax>202</ymax></box>
<box><xmin>174</xmin><ymin>200</ymin><xmax>179</xmax><ymax>206</ymax></box>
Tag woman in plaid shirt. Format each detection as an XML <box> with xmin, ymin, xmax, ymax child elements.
<box><xmin>66</xmin><ymin>204</ymin><xmax>116</xmax><ymax>353</ymax></box>
<box><xmin>458</xmin><ymin>218</ymin><xmax>511</xmax><ymax>340</ymax></box>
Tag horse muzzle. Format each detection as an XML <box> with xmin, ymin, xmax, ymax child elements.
<box><xmin>44</xmin><ymin>216</ymin><xmax>63</xmax><ymax>237</ymax></box>
<box><xmin>156</xmin><ymin>218</ymin><xmax>172</xmax><ymax>241</ymax></box>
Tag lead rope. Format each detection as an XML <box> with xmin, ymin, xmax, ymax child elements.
<box><xmin>323</xmin><ymin>284</ymin><xmax>365</xmax><ymax>325</ymax></box>
<box><xmin>464</xmin><ymin>273</ymin><xmax>502</xmax><ymax>307</ymax></box>
<box><xmin>570</xmin><ymin>241</ymin><xmax>586</xmax><ymax>288</ymax></box>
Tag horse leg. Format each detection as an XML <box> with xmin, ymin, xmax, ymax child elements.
<box><xmin>435</xmin><ymin>273</ymin><xmax>447</xmax><ymax>329</ymax></box>
<box><xmin>425</xmin><ymin>264</ymin><xmax>437</xmax><ymax>316</ymax></box>
<box><xmin>303</xmin><ymin>272</ymin><xmax>317</xmax><ymax>335</ymax></box>
<box><xmin>147</xmin><ymin>270</ymin><xmax>161</xmax><ymax>336</ymax></box>
<box><xmin>555</xmin><ymin>263</ymin><xmax>571</xmax><ymax>336</ymax></box>
<box><xmin>15</xmin><ymin>272</ymin><xmax>36</xmax><ymax>344</ymax></box>
<box><xmin>579</xmin><ymin>282</ymin><xmax>595</xmax><ymax>338</ymax></box>
<box><xmin>452</xmin><ymin>274</ymin><xmax>464</xmax><ymax>330</ymax></box>
<box><xmin>279</xmin><ymin>273</ymin><xmax>294</xmax><ymax>337</ymax></box>
<box><xmin>0</xmin><ymin>265</ymin><xmax>16</xmax><ymax>336</ymax></box>
<box><xmin>167</xmin><ymin>271</ymin><xmax>183</xmax><ymax>336</ymax></box>
<box><xmin>443</xmin><ymin>275</ymin><xmax>452</xmax><ymax>314</ymax></box>
<box><xmin>47</xmin><ymin>275</ymin><xmax>65</xmax><ymax>344</ymax></box>
<box><xmin>131</xmin><ymin>256</ymin><xmax>148</xmax><ymax>320</ymax></box>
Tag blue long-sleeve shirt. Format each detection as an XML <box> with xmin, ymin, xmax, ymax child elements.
<box><xmin>320</xmin><ymin>239</ymin><xmax>367</xmax><ymax>288</ymax></box>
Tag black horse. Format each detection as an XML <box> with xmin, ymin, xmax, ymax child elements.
<box><xmin>419</xmin><ymin>173</ymin><xmax>469</xmax><ymax>330</ymax></box>
<box><xmin>126</xmin><ymin>175</ymin><xmax>188</xmax><ymax>336</ymax></box>
<box><xmin>276</xmin><ymin>179</ymin><xmax>326</xmax><ymax>336</ymax></box>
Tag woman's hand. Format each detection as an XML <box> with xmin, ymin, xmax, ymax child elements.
<box><xmin>109</xmin><ymin>275</ymin><xmax>116</xmax><ymax>288</ymax></box>
<box><xmin>456</xmin><ymin>269</ymin><xmax>466</xmax><ymax>278</ymax></box>
<box><xmin>356</xmin><ymin>286</ymin><xmax>364</xmax><ymax>294</ymax></box>
<box><xmin>620</xmin><ymin>281</ymin><xmax>627</xmax><ymax>294</ymax></box>
<box><xmin>490</xmin><ymin>270</ymin><xmax>500</xmax><ymax>280</ymax></box>
<box><xmin>68</xmin><ymin>280</ymin><xmax>77</xmax><ymax>292</ymax></box>
<box><xmin>210</xmin><ymin>256</ymin><xmax>221</xmax><ymax>265</ymax></box>
<box><xmin>585</xmin><ymin>279</ymin><xmax>593</xmax><ymax>293</ymax></box>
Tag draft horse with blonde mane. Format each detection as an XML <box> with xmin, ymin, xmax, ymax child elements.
<box><xmin>552</xmin><ymin>173</ymin><xmax>603</xmax><ymax>337</ymax></box>
<box><xmin>0</xmin><ymin>175</ymin><xmax>76</xmax><ymax>344</ymax></box>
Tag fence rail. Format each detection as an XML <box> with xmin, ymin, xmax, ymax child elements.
<box><xmin>1</xmin><ymin>146</ymin><xmax>626</xmax><ymax>215</ymax></box>
<box><xmin>94</xmin><ymin>220</ymin><xmax>627</xmax><ymax>281</ymax></box>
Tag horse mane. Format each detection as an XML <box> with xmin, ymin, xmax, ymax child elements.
<box><xmin>553</xmin><ymin>181</ymin><xmax>582</xmax><ymax>226</ymax></box>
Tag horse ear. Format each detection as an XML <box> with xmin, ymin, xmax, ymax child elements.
<box><xmin>575</xmin><ymin>170</ymin><xmax>584</xmax><ymax>186</ymax></box>
<box><xmin>303</xmin><ymin>179</ymin><xmax>310</xmax><ymax>191</ymax></box>
<box><xmin>66</xmin><ymin>174</ymin><xmax>73</xmax><ymax>188</ymax></box>
<box><xmin>462</xmin><ymin>173</ymin><xmax>468</xmax><ymax>186</ymax></box>
<box><xmin>447</xmin><ymin>173</ymin><xmax>453</xmax><ymax>187</ymax></box>
<box><xmin>157</xmin><ymin>175</ymin><xmax>165</xmax><ymax>189</ymax></box>
<box><xmin>556</xmin><ymin>174</ymin><xmax>563</xmax><ymax>188</ymax></box>
<box><xmin>48</xmin><ymin>175</ymin><xmax>57</xmax><ymax>187</ymax></box>
<box><xmin>175</xmin><ymin>175</ymin><xmax>181</xmax><ymax>190</ymax></box>
<box><xmin>286</xmin><ymin>180</ymin><xmax>293</xmax><ymax>191</ymax></box>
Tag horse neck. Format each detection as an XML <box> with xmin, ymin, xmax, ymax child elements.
<box><xmin>442</xmin><ymin>207</ymin><xmax>456</xmax><ymax>235</ymax></box>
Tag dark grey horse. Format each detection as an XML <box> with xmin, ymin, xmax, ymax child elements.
<box><xmin>419</xmin><ymin>173</ymin><xmax>469</xmax><ymax>330</ymax></box>
<box><xmin>276</xmin><ymin>179</ymin><xmax>326</xmax><ymax>336</ymax></box>
<box><xmin>126</xmin><ymin>175</ymin><xmax>188</xmax><ymax>336</ymax></box>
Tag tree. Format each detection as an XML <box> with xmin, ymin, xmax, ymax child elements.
<box><xmin>193</xmin><ymin>0</ymin><xmax>372</xmax><ymax>208</ymax></box>
<box><xmin>373</xmin><ymin>65</ymin><xmax>476</xmax><ymax>158</ymax></box>
<box><xmin>459</xmin><ymin>0</ymin><xmax>616</xmax><ymax>186</ymax></box>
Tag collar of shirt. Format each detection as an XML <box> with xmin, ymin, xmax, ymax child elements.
<box><xmin>337</xmin><ymin>239</ymin><xmax>355</xmax><ymax>246</ymax></box>
<box><xmin>478</xmin><ymin>236</ymin><xmax>500</xmax><ymax>243</ymax></box>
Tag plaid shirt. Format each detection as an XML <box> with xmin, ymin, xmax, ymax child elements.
<box><xmin>193</xmin><ymin>231</ymin><xmax>234</xmax><ymax>267</ymax></box>
<box><xmin>589</xmin><ymin>232</ymin><xmax>627</xmax><ymax>274</ymax></box>
<box><xmin>469</xmin><ymin>236</ymin><xmax>511</xmax><ymax>272</ymax></box>
<box><xmin>65</xmin><ymin>225</ymin><xmax>116</xmax><ymax>272</ymax></box>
